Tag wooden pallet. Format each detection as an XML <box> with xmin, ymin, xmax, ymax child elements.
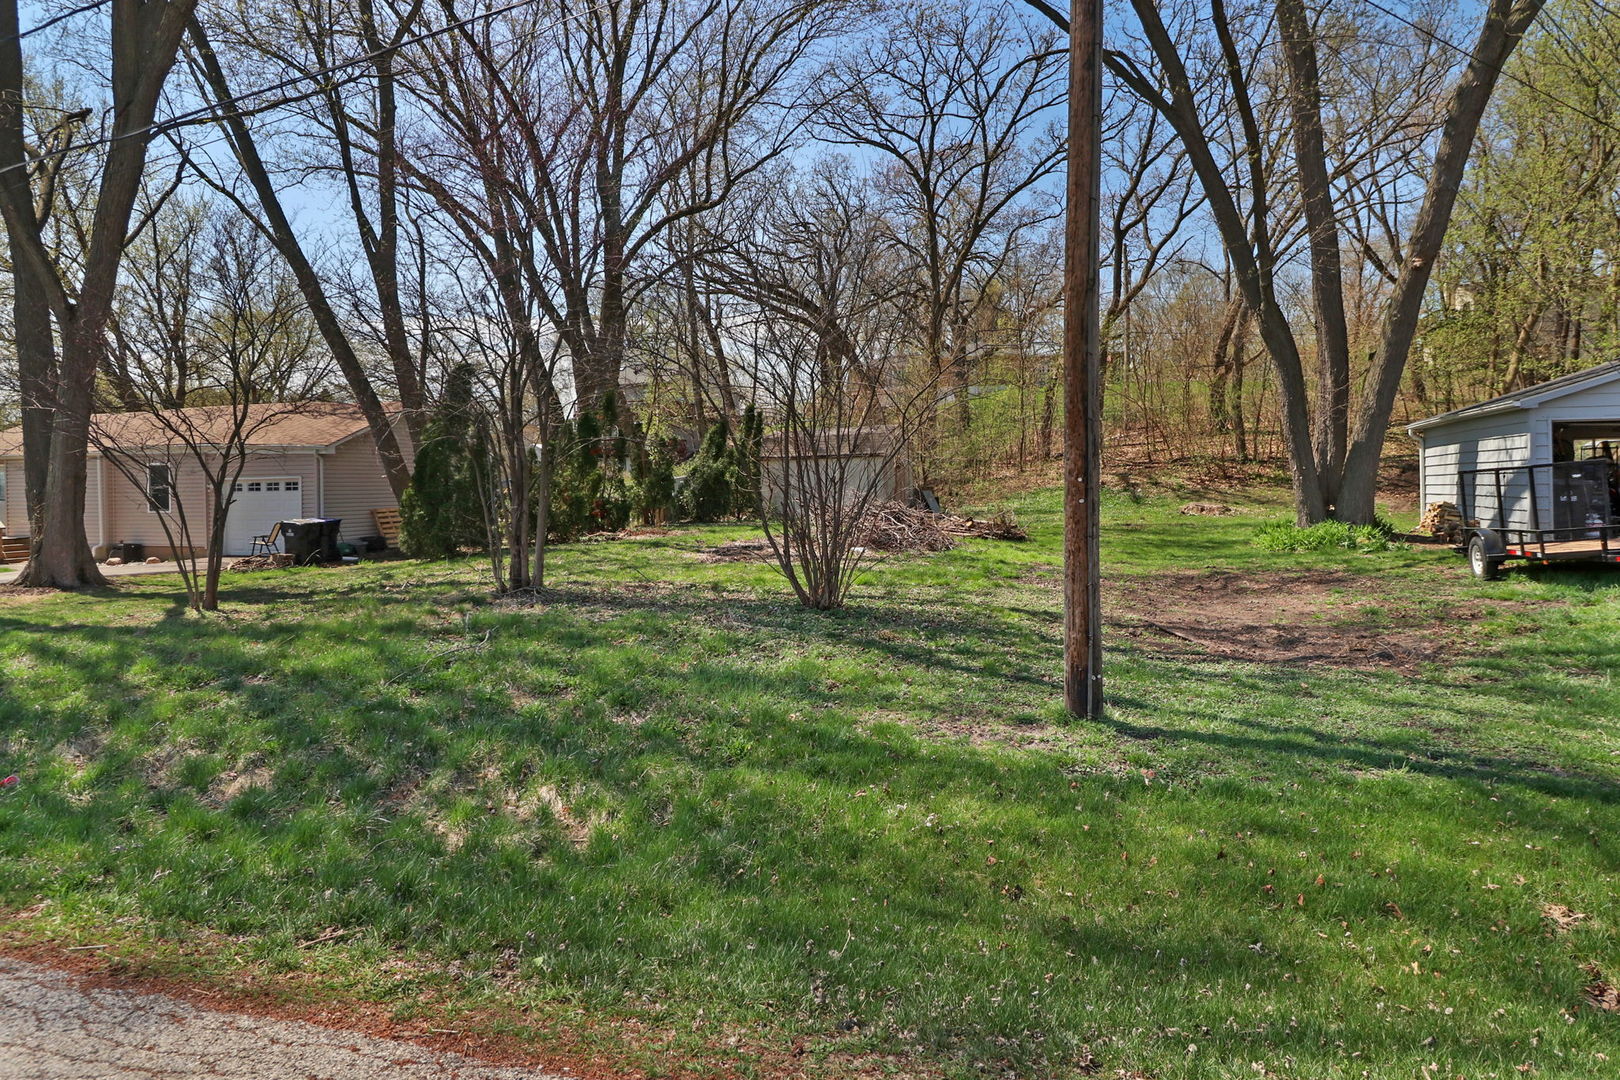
<box><xmin>372</xmin><ymin>507</ymin><xmax>402</xmax><ymax>548</ymax></box>
<box><xmin>0</xmin><ymin>535</ymin><xmax>31</xmax><ymax>564</ymax></box>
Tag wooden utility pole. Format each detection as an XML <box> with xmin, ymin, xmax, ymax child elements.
<box><xmin>1063</xmin><ymin>0</ymin><xmax>1103</xmax><ymax>717</ymax></box>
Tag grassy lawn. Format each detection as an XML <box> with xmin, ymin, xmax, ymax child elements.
<box><xmin>1</xmin><ymin>483</ymin><xmax>1617</xmax><ymax>1078</ymax></box>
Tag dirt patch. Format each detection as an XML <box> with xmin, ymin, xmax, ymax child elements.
<box><xmin>1583</xmin><ymin>963</ymin><xmax>1620</xmax><ymax>1013</ymax></box>
<box><xmin>1179</xmin><ymin>502</ymin><xmax>1238</xmax><ymax>516</ymax></box>
<box><xmin>1105</xmin><ymin>570</ymin><xmax>1514</xmax><ymax>672</ymax></box>
<box><xmin>1542</xmin><ymin>903</ymin><xmax>1589</xmax><ymax>932</ymax></box>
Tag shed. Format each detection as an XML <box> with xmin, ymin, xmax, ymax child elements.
<box><xmin>1407</xmin><ymin>361</ymin><xmax>1620</xmax><ymax>531</ymax></box>
<box><xmin>759</xmin><ymin>425</ymin><xmax>913</xmax><ymax>512</ymax></box>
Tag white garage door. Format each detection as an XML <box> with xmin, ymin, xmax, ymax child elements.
<box><xmin>221</xmin><ymin>477</ymin><xmax>305</xmax><ymax>556</ymax></box>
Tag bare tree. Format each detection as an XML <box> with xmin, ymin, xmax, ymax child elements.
<box><xmin>0</xmin><ymin>0</ymin><xmax>201</xmax><ymax>587</ymax></box>
<box><xmin>180</xmin><ymin>15</ymin><xmax>414</xmax><ymax>499</ymax></box>
<box><xmin>823</xmin><ymin>0</ymin><xmax>1065</xmax><ymax>480</ymax></box>
<box><xmin>90</xmin><ymin>213</ymin><xmax>333</xmax><ymax>610</ymax></box>
<box><xmin>409</xmin><ymin>0</ymin><xmax>843</xmax><ymax>414</ymax></box>
<box><xmin>714</xmin><ymin>166</ymin><xmax>935</xmax><ymax>609</ymax></box>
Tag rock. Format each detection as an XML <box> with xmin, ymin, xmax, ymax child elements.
<box><xmin>105</xmin><ymin>558</ymin><xmax>123</xmax><ymax>566</ymax></box>
<box><xmin>145</xmin><ymin>556</ymin><xmax>161</xmax><ymax>564</ymax></box>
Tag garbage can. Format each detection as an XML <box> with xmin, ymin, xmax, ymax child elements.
<box><xmin>317</xmin><ymin>518</ymin><xmax>342</xmax><ymax>562</ymax></box>
<box><xmin>112</xmin><ymin>541</ymin><xmax>144</xmax><ymax>563</ymax></box>
<box><xmin>278</xmin><ymin>518</ymin><xmax>343</xmax><ymax>564</ymax></box>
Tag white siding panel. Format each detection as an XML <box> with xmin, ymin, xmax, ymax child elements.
<box><xmin>1419</xmin><ymin>411</ymin><xmax>1534</xmax><ymax>529</ymax></box>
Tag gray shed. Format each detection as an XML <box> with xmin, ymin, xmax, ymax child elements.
<box><xmin>1408</xmin><ymin>361</ymin><xmax>1620</xmax><ymax>531</ymax></box>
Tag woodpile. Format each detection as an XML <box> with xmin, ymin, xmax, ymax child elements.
<box><xmin>1417</xmin><ymin>501</ymin><xmax>1465</xmax><ymax>540</ymax></box>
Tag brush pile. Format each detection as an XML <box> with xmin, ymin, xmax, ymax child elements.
<box><xmin>855</xmin><ymin>502</ymin><xmax>1030</xmax><ymax>552</ymax></box>
<box><xmin>944</xmin><ymin>511</ymin><xmax>1030</xmax><ymax>542</ymax></box>
<box><xmin>857</xmin><ymin>503</ymin><xmax>957</xmax><ymax>552</ymax></box>
<box><xmin>228</xmin><ymin>553</ymin><xmax>295</xmax><ymax>572</ymax></box>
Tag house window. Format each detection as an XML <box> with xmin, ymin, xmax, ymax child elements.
<box><xmin>247</xmin><ymin>481</ymin><xmax>262</xmax><ymax>492</ymax></box>
<box><xmin>265</xmin><ymin>481</ymin><xmax>281</xmax><ymax>491</ymax></box>
<box><xmin>0</xmin><ymin>469</ymin><xmax>7</xmax><ymax>504</ymax></box>
<box><xmin>284</xmin><ymin>480</ymin><xmax>299</xmax><ymax>492</ymax></box>
<box><xmin>146</xmin><ymin>464</ymin><xmax>172</xmax><ymax>513</ymax></box>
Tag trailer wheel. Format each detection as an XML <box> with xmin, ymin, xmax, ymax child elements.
<box><xmin>1468</xmin><ymin>535</ymin><xmax>1502</xmax><ymax>580</ymax></box>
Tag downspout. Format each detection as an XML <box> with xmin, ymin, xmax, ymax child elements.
<box><xmin>96</xmin><ymin>454</ymin><xmax>108</xmax><ymax>558</ymax></box>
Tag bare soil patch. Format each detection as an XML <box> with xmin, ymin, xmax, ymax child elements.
<box><xmin>1106</xmin><ymin>569</ymin><xmax>1517</xmax><ymax>672</ymax></box>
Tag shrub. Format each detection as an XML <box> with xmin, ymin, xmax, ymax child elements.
<box><xmin>633</xmin><ymin>437</ymin><xmax>678</xmax><ymax>525</ymax></box>
<box><xmin>399</xmin><ymin>364</ymin><xmax>489</xmax><ymax>558</ymax></box>
<box><xmin>679</xmin><ymin>419</ymin><xmax>736</xmax><ymax>522</ymax></box>
<box><xmin>548</xmin><ymin>396</ymin><xmax>634</xmax><ymax>540</ymax></box>
<box><xmin>1254</xmin><ymin>518</ymin><xmax>1397</xmax><ymax>553</ymax></box>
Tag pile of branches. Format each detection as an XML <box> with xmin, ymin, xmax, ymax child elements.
<box><xmin>854</xmin><ymin>503</ymin><xmax>1030</xmax><ymax>552</ymax></box>
<box><xmin>228</xmin><ymin>553</ymin><xmax>295</xmax><ymax>572</ymax></box>
<box><xmin>856</xmin><ymin>502</ymin><xmax>957</xmax><ymax>552</ymax></box>
<box><xmin>942</xmin><ymin>511</ymin><xmax>1029</xmax><ymax>542</ymax></box>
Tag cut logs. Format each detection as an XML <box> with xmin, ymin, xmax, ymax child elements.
<box><xmin>1418</xmin><ymin>501</ymin><xmax>1465</xmax><ymax>541</ymax></box>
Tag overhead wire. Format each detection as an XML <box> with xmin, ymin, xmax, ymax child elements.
<box><xmin>0</xmin><ymin>0</ymin><xmax>601</xmax><ymax>179</ymax></box>
<box><xmin>1359</xmin><ymin>0</ymin><xmax>1620</xmax><ymax>140</ymax></box>
<box><xmin>1</xmin><ymin>0</ymin><xmax>114</xmax><ymax>45</ymax></box>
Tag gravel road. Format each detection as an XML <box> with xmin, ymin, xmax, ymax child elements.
<box><xmin>0</xmin><ymin>958</ymin><xmax>561</xmax><ymax>1079</ymax></box>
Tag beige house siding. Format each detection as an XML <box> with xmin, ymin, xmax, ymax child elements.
<box><xmin>321</xmin><ymin>427</ymin><xmax>410</xmax><ymax>542</ymax></box>
<box><xmin>0</xmin><ymin>459</ymin><xmax>24</xmax><ymax>534</ymax></box>
<box><xmin>0</xmin><ymin>411</ymin><xmax>412</xmax><ymax>558</ymax></box>
<box><xmin>96</xmin><ymin>450</ymin><xmax>321</xmax><ymax>558</ymax></box>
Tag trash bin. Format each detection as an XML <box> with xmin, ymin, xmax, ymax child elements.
<box><xmin>278</xmin><ymin>518</ymin><xmax>344</xmax><ymax>564</ymax></box>
<box><xmin>112</xmin><ymin>541</ymin><xmax>144</xmax><ymax>563</ymax></box>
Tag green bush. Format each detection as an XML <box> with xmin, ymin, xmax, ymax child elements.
<box><xmin>548</xmin><ymin>396</ymin><xmax>634</xmax><ymax>540</ymax></box>
<box><xmin>1253</xmin><ymin>517</ymin><xmax>1397</xmax><ymax>553</ymax></box>
<box><xmin>399</xmin><ymin>364</ymin><xmax>489</xmax><ymax>558</ymax></box>
<box><xmin>633</xmin><ymin>437</ymin><xmax>678</xmax><ymax>525</ymax></box>
<box><xmin>679</xmin><ymin>419</ymin><xmax>736</xmax><ymax>522</ymax></box>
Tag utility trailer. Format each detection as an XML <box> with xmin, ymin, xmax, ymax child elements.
<box><xmin>1458</xmin><ymin>459</ymin><xmax>1620</xmax><ymax>579</ymax></box>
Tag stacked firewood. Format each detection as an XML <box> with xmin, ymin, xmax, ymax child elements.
<box><xmin>1417</xmin><ymin>501</ymin><xmax>1465</xmax><ymax>540</ymax></box>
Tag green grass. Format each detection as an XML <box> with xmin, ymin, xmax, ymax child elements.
<box><xmin>1</xmin><ymin>485</ymin><xmax>1617</xmax><ymax>1079</ymax></box>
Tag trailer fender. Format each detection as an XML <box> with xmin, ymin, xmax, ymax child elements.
<box><xmin>1468</xmin><ymin>528</ymin><xmax>1507</xmax><ymax>559</ymax></box>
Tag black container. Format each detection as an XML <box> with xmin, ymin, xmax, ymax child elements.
<box><xmin>112</xmin><ymin>541</ymin><xmax>145</xmax><ymax>563</ymax></box>
<box><xmin>278</xmin><ymin>518</ymin><xmax>342</xmax><ymax>564</ymax></box>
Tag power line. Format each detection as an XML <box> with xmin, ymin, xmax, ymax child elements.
<box><xmin>0</xmin><ymin>0</ymin><xmax>594</xmax><ymax>179</ymax></box>
<box><xmin>3</xmin><ymin>0</ymin><xmax>114</xmax><ymax>45</ymax></box>
<box><xmin>1360</xmin><ymin>0</ymin><xmax>1620</xmax><ymax>141</ymax></box>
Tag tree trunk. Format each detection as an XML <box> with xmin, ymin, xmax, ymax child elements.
<box><xmin>1276</xmin><ymin>0</ymin><xmax>1352</xmax><ymax>508</ymax></box>
<box><xmin>188</xmin><ymin>18</ymin><xmax>411</xmax><ymax>500</ymax></box>
<box><xmin>1337</xmin><ymin>0</ymin><xmax>1546</xmax><ymax>524</ymax></box>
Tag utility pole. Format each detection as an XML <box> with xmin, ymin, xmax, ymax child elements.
<box><xmin>1063</xmin><ymin>0</ymin><xmax>1103</xmax><ymax>718</ymax></box>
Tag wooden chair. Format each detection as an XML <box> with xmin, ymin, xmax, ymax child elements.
<box><xmin>249</xmin><ymin>521</ymin><xmax>283</xmax><ymax>556</ymax></box>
